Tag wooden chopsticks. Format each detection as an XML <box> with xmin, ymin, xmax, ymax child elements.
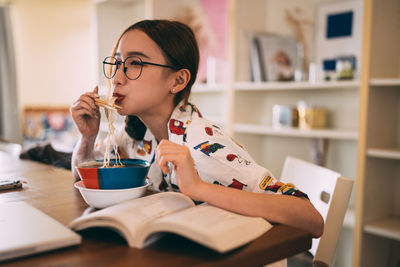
<box><xmin>94</xmin><ymin>98</ymin><xmax>122</xmax><ymax>111</ymax></box>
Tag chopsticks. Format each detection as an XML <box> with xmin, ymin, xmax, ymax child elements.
<box><xmin>94</xmin><ymin>98</ymin><xmax>122</xmax><ymax>111</ymax></box>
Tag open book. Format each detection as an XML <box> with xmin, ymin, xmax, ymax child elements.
<box><xmin>69</xmin><ymin>192</ymin><xmax>272</xmax><ymax>253</ymax></box>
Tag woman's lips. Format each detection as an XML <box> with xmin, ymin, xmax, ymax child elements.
<box><xmin>113</xmin><ymin>93</ymin><xmax>125</xmax><ymax>104</ymax></box>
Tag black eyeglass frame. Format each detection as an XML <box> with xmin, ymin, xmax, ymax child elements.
<box><xmin>102</xmin><ymin>56</ymin><xmax>179</xmax><ymax>80</ymax></box>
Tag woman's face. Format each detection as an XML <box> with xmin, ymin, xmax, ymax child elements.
<box><xmin>112</xmin><ymin>29</ymin><xmax>175</xmax><ymax>117</ymax></box>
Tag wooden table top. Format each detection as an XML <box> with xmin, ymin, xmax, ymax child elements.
<box><xmin>0</xmin><ymin>151</ymin><xmax>312</xmax><ymax>266</ymax></box>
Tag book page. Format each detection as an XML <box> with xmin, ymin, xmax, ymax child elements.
<box><xmin>69</xmin><ymin>192</ymin><xmax>195</xmax><ymax>246</ymax></box>
<box><xmin>138</xmin><ymin>203</ymin><xmax>272</xmax><ymax>253</ymax></box>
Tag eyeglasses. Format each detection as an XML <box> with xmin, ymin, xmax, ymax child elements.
<box><xmin>102</xmin><ymin>56</ymin><xmax>178</xmax><ymax>80</ymax></box>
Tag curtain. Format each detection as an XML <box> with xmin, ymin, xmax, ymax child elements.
<box><xmin>0</xmin><ymin>5</ymin><xmax>22</xmax><ymax>144</ymax></box>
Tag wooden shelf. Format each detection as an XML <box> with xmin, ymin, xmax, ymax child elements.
<box><xmin>233</xmin><ymin>123</ymin><xmax>358</xmax><ymax>140</ymax></box>
<box><xmin>234</xmin><ymin>80</ymin><xmax>360</xmax><ymax>91</ymax></box>
<box><xmin>367</xmin><ymin>148</ymin><xmax>400</xmax><ymax>160</ymax></box>
<box><xmin>364</xmin><ymin>217</ymin><xmax>400</xmax><ymax>241</ymax></box>
<box><xmin>192</xmin><ymin>83</ymin><xmax>225</xmax><ymax>93</ymax></box>
<box><xmin>193</xmin><ymin>80</ymin><xmax>363</xmax><ymax>92</ymax></box>
<box><xmin>370</xmin><ymin>78</ymin><xmax>400</xmax><ymax>86</ymax></box>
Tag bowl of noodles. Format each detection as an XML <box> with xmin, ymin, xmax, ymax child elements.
<box><xmin>75</xmin><ymin>94</ymin><xmax>151</xmax><ymax>206</ymax></box>
<box><xmin>76</xmin><ymin>159</ymin><xmax>151</xmax><ymax>190</ymax></box>
<box><xmin>74</xmin><ymin>180</ymin><xmax>151</xmax><ymax>209</ymax></box>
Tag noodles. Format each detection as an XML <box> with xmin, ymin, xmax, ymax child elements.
<box><xmin>79</xmin><ymin>160</ymin><xmax>103</xmax><ymax>168</ymax></box>
<box><xmin>97</xmin><ymin>96</ymin><xmax>124</xmax><ymax>168</ymax></box>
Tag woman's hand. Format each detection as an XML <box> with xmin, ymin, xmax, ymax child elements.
<box><xmin>155</xmin><ymin>139</ymin><xmax>204</xmax><ymax>198</ymax></box>
<box><xmin>70</xmin><ymin>86</ymin><xmax>100</xmax><ymax>139</ymax></box>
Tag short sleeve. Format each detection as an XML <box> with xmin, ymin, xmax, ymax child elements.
<box><xmin>186</xmin><ymin>118</ymin><xmax>308</xmax><ymax>199</ymax></box>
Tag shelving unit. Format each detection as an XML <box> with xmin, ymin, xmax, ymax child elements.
<box><xmin>191</xmin><ymin>83</ymin><xmax>226</xmax><ymax>93</ymax></box>
<box><xmin>364</xmin><ymin>218</ymin><xmax>400</xmax><ymax>241</ymax></box>
<box><xmin>354</xmin><ymin>0</ymin><xmax>400</xmax><ymax>266</ymax></box>
<box><xmin>367</xmin><ymin>148</ymin><xmax>400</xmax><ymax>160</ymax></box>
<box><xmin>343</xmin><ymin>209</ymin><xmax>356</xmax><ymax>229</ymax></box>
<box><xmin>94</xmin><ymin>0</ymin><xmax>379</xmax><ymax>266</ymax></box>
<box><xmin>370</xmin><ymin>78</ymin><xmax>400</xmax><ymax>86</ymax></box>
<box><xmin>189</xmin><ymin>83</ymin><xmax>228</xmax><ymax>128</ymax></box>
<box><xmin>235</xmin><ymin>80</ymin><xmax>360</xmax><ymax>91</ymax></box>
<box><xmin>233</xmin><ymin>123</ymin><xmax>358</xmax><ymax>140</ymax></box>
<box><xmin>230</xmin><ymin>2</ymin><xmax>360</xmax><ymax>266</ymax></box>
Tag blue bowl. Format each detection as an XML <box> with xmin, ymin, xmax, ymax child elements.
<box><xmin>76</xmin><ymin>159</ymin><xmax>151</xmax><ymax>190</ymax></box>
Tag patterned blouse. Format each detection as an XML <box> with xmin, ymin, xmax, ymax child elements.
<box><xmin>95</xmin><ymin>101</ymin><xmax>308</xmax><ymax>198</ymax></box>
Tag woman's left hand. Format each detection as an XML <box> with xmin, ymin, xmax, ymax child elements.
<box><xmin>155</xmin><ymin>139</ymin><xmax>204</xmax><ymax>198</ymax></box>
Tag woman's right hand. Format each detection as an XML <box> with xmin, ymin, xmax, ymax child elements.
<box><xmin>70</xmin><ymin>86</ymin><xmax>100</xmax><ymax>139</ymax></box>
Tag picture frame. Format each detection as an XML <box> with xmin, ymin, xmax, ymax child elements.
<box><xmin>23</xmin><ymin>107</ymin><xmax>78</xmax><ymax>152</ymax></box>
<box><xmin>314</xmin><ymin>0</ymin><xmax>364</xmax><ymax>81</ymax></box>
<box><xmin>250</xmin><ymin>33</ymin><xmax>300</xmax><ymax>82</ymax></box>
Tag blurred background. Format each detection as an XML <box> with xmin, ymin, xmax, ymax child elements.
<box><xmin>1</xmin><ymin>0</ymin><xmax>399</xmax><ymax>266</ymax></box>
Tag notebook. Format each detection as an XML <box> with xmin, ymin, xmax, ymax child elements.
<box><xmin>0</xmin><ymin>201</ymin><xmax>81</xmax><ymax>262</ymax></box>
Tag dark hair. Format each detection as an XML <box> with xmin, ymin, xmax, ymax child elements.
<box><xmin>110</xmin><ymin>20</ymin><xmax>199</xmax><ymax>140</ymax></box>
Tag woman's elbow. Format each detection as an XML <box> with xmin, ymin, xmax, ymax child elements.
<box><xmin>311</xmin><ymin>211</ymin><xmax>324</xmax><ymax>238</ymax></box>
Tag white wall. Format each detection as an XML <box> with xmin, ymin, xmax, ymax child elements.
<box><xmin>96</xmin><ymin>0</ymin><xmax>145</xmax><ymax>89</ymax></box>
<box><xmin>235</xmin><ymin>0</ymin><xmax>268</xmax><ymax>82</ymax></box>
<box><xmin>264</xmin><ymin>0</ymin><xmax>320</xmax><ymax>73</ymax></box>
<box><xmin>11</xmin><ymin>0</ymin><xmax>96</xmax><ymax>107</ymax></box>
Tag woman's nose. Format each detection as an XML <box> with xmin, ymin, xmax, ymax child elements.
<box><xmin>112</xmin><ymin>64</ymin><xmax>127</xmax><ymax>86</ymax></box>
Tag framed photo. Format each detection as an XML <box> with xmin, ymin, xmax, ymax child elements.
<box><xmin>23</xmin><ymin>107</ymin><xmax>78</xmax><ymax>152</ymax></box>
<box><xmin>250</xmin><ymin>33</ymin><xmax>299</xmax><ymax>82</ymax></box>
<box><xmin>314</xmin><ymin>0</ymin><xmax>364</xmax><ymax>81</ymax></box>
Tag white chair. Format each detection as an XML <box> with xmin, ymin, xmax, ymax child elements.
<box><xmin>0</xmin><ymin>141</ymin><xmax>22</xmax><ymax>158</ymax></box>
<box><xmin>280</xmin><ymin>156</ymin><xmax>353</xmax><ymax>267</ymax></box>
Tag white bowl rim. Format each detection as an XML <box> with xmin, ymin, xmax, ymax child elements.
<box><xmin>74</xmin><ymin>180</ymin><xmax>151</xmax><ymax>192</ymax></box>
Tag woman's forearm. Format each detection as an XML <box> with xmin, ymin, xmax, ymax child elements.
<box><xmin>71</xmin><ymin>136</ymin><xmax>97</xmax><ymax>178</ymax></box>
<box><xmin>192</xmin><ymin>182</ymin><xmax>324</xmax><ymax>238</ymax></box>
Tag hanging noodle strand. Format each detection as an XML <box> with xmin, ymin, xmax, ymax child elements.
<box><xmin>100</xmin><ymin>97</ymin><xmax>124</xmax><ymax>168</ymax></box>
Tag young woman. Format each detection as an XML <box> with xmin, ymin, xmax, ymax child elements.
<box><xmin>71</xmin><ymin>20</ymin><xmax>323</xmax><ymax>238</ymax></box>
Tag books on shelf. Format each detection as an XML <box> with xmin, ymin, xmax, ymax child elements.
<box><xmin>69</xmin><ymin>192</ymin><xmax>272</xmax><ymax>253</ymax></box>
<box><xmin>250</xmin><ymin>35</ymin><xmax>266</xmax><ymax>82</ymax></box>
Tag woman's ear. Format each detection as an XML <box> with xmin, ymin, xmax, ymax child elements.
<box><xmin>170</xmin><ymin>68</ymin><xmax>191</xmax><ymax>94</ymax></box>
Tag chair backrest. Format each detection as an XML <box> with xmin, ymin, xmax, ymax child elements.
<box><xmin>280</xmin><ymin>156</ymin><xmax>353</xmax><ymax>267</ymax></box>
<box><xmin>0</xmin><ymin>141</ymin><xmax>22</xmax><ymax>158</ymax></box>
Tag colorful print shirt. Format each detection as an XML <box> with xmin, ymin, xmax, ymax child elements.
<box><xmin>94</xmin><ymin>101</ymin><xmax>308</xmax><ymax>198</ymax></box>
